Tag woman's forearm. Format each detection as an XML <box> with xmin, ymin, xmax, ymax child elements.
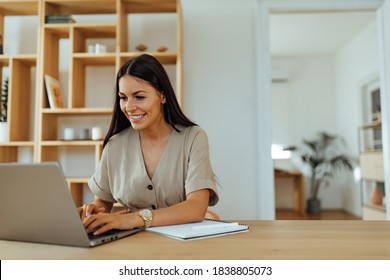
<box><xmin>149</xmin><ymin>189</ymin><xmax>210</xmax><ymax>227</ymax></box>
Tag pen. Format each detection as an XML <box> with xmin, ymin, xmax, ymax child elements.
<box><xmin>192</xmin><ymin>222</ymin><xmax>239</xmax><ymax>230</ymax></box>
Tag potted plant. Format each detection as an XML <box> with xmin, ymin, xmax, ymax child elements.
<box><xmin>0</xmin><ymin>76</ymin><xmax>8</xmax><ymax>142</ymax></box>
<box><xmin>297</xmin><ymin>131</ymin><xmax>354</xmax><ymax>214</ymax></box>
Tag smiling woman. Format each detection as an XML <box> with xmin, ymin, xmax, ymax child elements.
<box><xmin>77</xmin><ymin>54</ymin><xmax>219</xmax><ymax>235</ymax></box>
<box><xmin>118</xmin><ymin>75</ymin><xmax>167</xmax><ymax>134</ymax></box>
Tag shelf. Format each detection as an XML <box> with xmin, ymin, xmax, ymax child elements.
<box><xmin>122</xmin><ymin>0</ymin><xmax>177</xmax><ymax>14</ymax></box>
<box><xmin>0</xmin><ymin>1</ymin><xmax>39</xmax><ymax>16</ymax></box>
<box><xmin>44</xmin><ymin>0</ymin><xmax>117</xmax><ymax>16</ymax></box>
<box><xmin>73</xmin><ymin>53</ymin><xmax>116</xmax><ymax>65</ymax></box>
<box><xmin>0</xmin><ymin>141</ymin><xmax>35</xmax><ymax>147</ymax></box>
<box><xmin>363</xmin><ymin>203</ymin><xmax>386</xmax><ymax>212</ymax></box>
<box><xmin>66</xmin><ymin>177</ymin><xmax>89</xmax><ymax>184</ymax></box>
<box><xmin>72</xmin><ymin>23</ymin><xmax>116</xmax><ymax>35</ymax></box>
<box><xmin>360</xmin><ymin>149</ymin><xmax>382</xmax><ymax>153</ymax></box>
<box><xmin>362</xmin><ymin>204</ymin><xmax>387</xmax><ymax>220</ymax></box>
<box><xmin>72</xmin><ymin>23</ymin><xmax>116</xmax><ymax>54</ymax></box>
<box><xmin>41</xmin><ymin>140</ymin><xmax>103</xmax><ymax>146</ymax></box>
<box><xmin>43</xmin><ymin>24</ymin><xmax>71</xmax><ymax>36</ymax></box>
<box><xmin>0</xmin><ymin>54</ymin><xmax>37</xmax><ymax>62</ymax></box>
<box><xmin>359</xmin><ymin>121</ymin><xmax>381</xmax><ymax>130</ymax></box>
<box><xmin>0</xmin><ymin>56</ymin><xmax>9</xmax><ymax>66</ymax></box>
<box><xmin>359</xmin><ymin>92</ymin><xmax>386</xmax><ymax>219</ymax></box>
<box><xmin>41</xmin><ymin>108</ymin><xmax>112</xmax><ymax>115</ymax></box>
<box><xmin>120</xmin><ymin>51</ymin><xmax>177</xmax><ymax>64</ymax></box>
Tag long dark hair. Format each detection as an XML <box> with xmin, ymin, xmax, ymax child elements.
<box><xmin>103</xmin><ymin>54</ymin><xmax>196</xmax><ymax>148</ymax></box>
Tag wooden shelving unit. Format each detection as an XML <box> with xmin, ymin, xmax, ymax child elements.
<box><xmin>0</xmin><ymin>0</ymin><xmax>39</xmax><ymax>162</ymax></box>
<box><xmin>358</xmin><ymin>122</ymin><xmax>386</xmax><ymax>220</ymax></box>
<box><xmin>0</xmin><ymin>0</ymin><xmax>182</xmax><ymax>206</ymax></box>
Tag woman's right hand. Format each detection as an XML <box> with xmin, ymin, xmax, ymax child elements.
<box><xmin>77</xmin><ymin>204</ymin><xmax>106</xmax><ymax>221</ymax></box>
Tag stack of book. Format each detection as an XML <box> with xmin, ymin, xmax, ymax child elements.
<box><xmin>45</xmin><ymin>15</ymin><xmax>76</xmax><ymax>24</ymax></box>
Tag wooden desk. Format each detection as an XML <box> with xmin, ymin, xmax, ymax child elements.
<box><xmin>1</xmin><ymin>220</ymin><xmax>390</xmax><ymax>260</ymax></box>
<box><xmin>275</xmin><ymin>169</ymin><xmax>305</xmax><ymax>215</ymax></box>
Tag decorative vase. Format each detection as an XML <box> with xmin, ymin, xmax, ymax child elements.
<box><xmin>370</xmin><ymin>186</ymin><xmax>383</xmax><ymax>205</ymax></box>
<box><xmin>0</xmin><ymin>122</ymin><xmax>8</xmax><ymax>142</ymax></box>
<box><xmin>307</xmin><ymin>198</ymin><xmax>321</xmax><ymax>214</ymax></box>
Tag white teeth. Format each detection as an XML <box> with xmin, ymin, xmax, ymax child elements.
<box><xmin>130</xmin><ymin>115</ymin><xmax>143</xmax><ymax>120</ymax></box>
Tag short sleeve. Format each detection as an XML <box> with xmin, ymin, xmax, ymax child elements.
<box><xmin>185</xmin><ymin>128</ymin><xmax>219</xmax><ymax>206</ymax></box>
<box><xmin>88</xmin><ymin>145</ymin><xmax>117</xmax><ymax>203</ymax></box>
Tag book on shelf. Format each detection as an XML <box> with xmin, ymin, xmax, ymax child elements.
<box><xmin>44</xmin><ymin>75</ymin><xmax>64</xmax><ymax>109</ymax></box>
<box><xmin>145</xmin><ymin>219</ymin><xmax>249</xmax><ymax>240</ymax></box>
<box><xmin>45</xmin><ymin>15</ymin><xmax>76</xmax><ymax>24</ymax></box>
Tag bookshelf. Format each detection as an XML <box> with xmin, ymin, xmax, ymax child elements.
<box><xmin>0</xmin><ymin>0</ymin><xmax>182</xmax><ymax>206</ymax></box>
<box><xmin>0</xmin><ymin>0</ymin><xmax>39</xmax><ymax>163</ymax></box>
<box><xmin>358</xmin><ymin>122</ymin><xmax>386</xmax><ymax>220</ymax></box>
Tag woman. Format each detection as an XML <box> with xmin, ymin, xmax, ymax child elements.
<box><xmin>79</xmin><ymin>54</ymin><xmax>219</xmax><ymax>235</ymax></box>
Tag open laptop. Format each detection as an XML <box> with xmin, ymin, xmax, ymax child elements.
<box><xmin>0</xmin><ymin>162</ymin><xmax>141</xmax><ymax>247</ymax></box>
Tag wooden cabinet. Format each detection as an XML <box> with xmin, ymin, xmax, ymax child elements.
<box><xmin>358</xmin><ymin>122</ymin><xmax>386</xmax><ymax>220</ymax></box>
<box><xmin>0</xmin><ymin>0</ymin><xmax>182</xmax><ymax>206</ymax></box>
<box><xmin>0</xmin><ymin>0</ymin><xmax>39</xmax><ymax>162</ymax></box>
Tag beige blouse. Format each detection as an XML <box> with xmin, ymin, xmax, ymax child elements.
<box><xmin>88</xmin><ymin>125</ymin><xmax>219</xmax><ymax>212</ymax></box>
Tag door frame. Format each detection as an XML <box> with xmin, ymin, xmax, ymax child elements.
<box><xmin>254</xmin><ymin>0</ymin><xmax>389</xmax><ymax>219</ymax></box>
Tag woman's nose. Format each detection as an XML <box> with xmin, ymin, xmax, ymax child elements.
<box><xmin>125</xmin><ymin>100</ymin><xmax>136</xmax><ymax>112</ymax></box>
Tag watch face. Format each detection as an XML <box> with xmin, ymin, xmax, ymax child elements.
<box><xmin>141</xmin><ymin>209</ymin><xmax>152</xmax><ymax>219</ymax></box>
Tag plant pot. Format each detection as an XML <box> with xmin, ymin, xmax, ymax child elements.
<box><xmin>307</xmin><ymin>198</ymin><xmax>321</xmax><ymax>214</ymax></box>
<box><xmin>370</xmin><ymin>186</ymin><xmax>383</xmax><ymax>205</ymax></box>
<box><xmin>0</xmin><ymin>122</ymin><xmax>8</xmax><ymax>142</ymax></box>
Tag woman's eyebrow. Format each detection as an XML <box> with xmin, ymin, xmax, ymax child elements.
<box><xmin>118</xmin><ymin>90</ymin><xmax>147</xmax><ymax>95</ymax></box>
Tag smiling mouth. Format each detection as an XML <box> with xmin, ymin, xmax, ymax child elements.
<box><xmin>129</xmin><ymin>114</ymin><xmax>145</xmax><ymax>121</ymax></box>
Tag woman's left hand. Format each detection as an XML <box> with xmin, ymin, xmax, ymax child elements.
<box><xmin>83</xmin><ymin>212</ymin><xmax>141</xmax><ymax>235</ymax></box>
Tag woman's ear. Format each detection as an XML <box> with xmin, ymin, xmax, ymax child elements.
<box><xmin>161</xmin><ymin>92</ymin><xmax>167</xmax><ymax>104</ymax></box>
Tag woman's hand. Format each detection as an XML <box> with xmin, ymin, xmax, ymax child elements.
<box><xmin>77</xmin><ymin>204</ymin><xmax>105</xmax><ymax>221</ymax></box>
<box><xmin>82</xmin><ymin>212</ymin><xmax>142</xmax><ymax>235</ymax></box>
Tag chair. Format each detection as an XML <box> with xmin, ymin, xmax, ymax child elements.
<box><xmin>205</xmin><ymin>210</ymin><xmax>220</xmax><ymax>220</ymax></box>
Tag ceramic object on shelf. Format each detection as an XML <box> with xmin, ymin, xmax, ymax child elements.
<box><xmin>135</xmin><ymin>44</ymin><xmax>147</xmax><ymax>52</ymax></box>
<box><xmin>157</xmin><ymin>46</ymin><xmax>168</xmax><ymax>52</ymax></box>
<box><xmin>370</xmin><ymin>186</ymin><xmax>383</xmax><ymax>205</ymax></box>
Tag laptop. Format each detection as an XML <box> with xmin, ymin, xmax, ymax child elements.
<box><xmin>0</xmin><ymin>162</ymin><xmax>142</xmax><ymax>247</ymax></box>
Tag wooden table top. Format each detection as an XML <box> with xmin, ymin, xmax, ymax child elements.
<box><xmin>1</xmin><ymin>220</ymin><xmax>390</xmax><ymax>260</ymax></box>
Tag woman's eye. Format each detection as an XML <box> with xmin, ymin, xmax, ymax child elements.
<box><xmin>135</xmin><ymin>96</ymin><xmax>145</xmax><ymax>100</ymax></box>
<box><xmin>119</xmin><ymin>96</ymin><xmax>127</xmax><ymax>100</ymax></box>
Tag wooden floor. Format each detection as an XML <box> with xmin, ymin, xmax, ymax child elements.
<box><xmin>276</xmin><ymin>209</ymin><xmax>360</xmax><ymax>220</ymax></box>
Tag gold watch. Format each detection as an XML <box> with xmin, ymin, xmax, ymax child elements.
<box><xmin>138</xmin><ymin>209</ymin><xmax>153</xmax><ymax>228</ymax></box>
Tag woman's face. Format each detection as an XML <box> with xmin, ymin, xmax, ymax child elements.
<box><xmin>118</xmin><ymin>75</ymin><xmax>166</xmax><ymax>132</ymax></box>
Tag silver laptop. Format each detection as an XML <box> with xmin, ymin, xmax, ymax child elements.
<box><xmin>0</xmin><ymin>162</ymin><xmax>141</xmax><ymax>247</ymax></box>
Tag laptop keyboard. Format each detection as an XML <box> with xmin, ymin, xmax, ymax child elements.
<box><xmin>88</xmin><ymin>229</ymin><xmax>119</xmax><ymax>240</ymax></box>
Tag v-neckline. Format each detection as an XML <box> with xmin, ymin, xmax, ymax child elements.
<box><xmin>137</xmin><ymin>129</ymin><xmax>174</xmax><ymax>181</ymax></box>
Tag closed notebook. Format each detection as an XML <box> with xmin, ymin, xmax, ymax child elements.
<box><xmin>145</xmin><ymin>219</ymin><xmax>249</xmax><ymax>240</ymax></box>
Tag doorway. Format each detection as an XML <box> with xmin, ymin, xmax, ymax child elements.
<box><xmin>270</xmin><ymin>11</ymin><xmax>376</xmax><ymax>218</ymax></box>
<box><xmin>254</xmin><ymin>0</ymin><xmax>390</xmax><ymax>220</ymax></box>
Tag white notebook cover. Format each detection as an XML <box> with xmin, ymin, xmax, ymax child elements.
<box><xmin>146</xmin><ymin>219</ymin><xmax>249</xmax><ymax>240</ymax></box>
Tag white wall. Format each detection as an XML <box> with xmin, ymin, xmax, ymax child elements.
<box><xmin>182</xmin><ymin>0</ymin><xmax>259</xmax><ymax>219</ymax></box>
<box><xmin>334</xmin><ymin>21</ymin><xmax>379</xmax><ymax>216</ymax></box>
<box><xmin>272</xmin><ymin>56</ymin><xmax>342</xmax><ymax>209</ymax></box>
<box><xmin>272</xmin><ymin>56</ymin><xmax>337</xmax><ymax>147</ymax></box>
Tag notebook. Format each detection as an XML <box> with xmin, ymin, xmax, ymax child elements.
<box><xmin>0</xmin><ymin>162</ymin><xmax>141</xmax><ymax>247</ymax></box>
<box><xmin>146</xmin><ymin>219</ymin><xmax>249</xmax><ymax>240</ymax></box>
